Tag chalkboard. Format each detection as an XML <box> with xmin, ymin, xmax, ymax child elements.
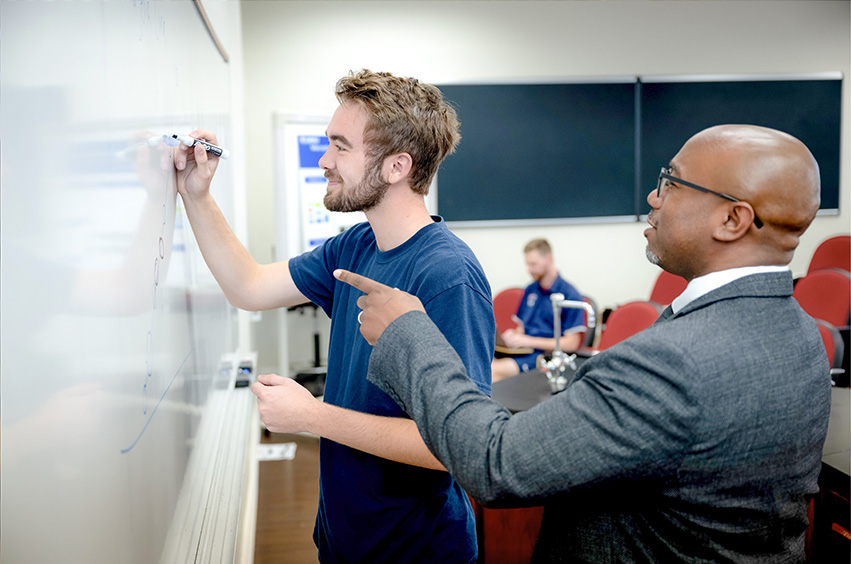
<box><xmin>640</xmin><ymin>77</ymin><xmax>842</xmax><ymax>211</ymax></box>
<box><xmin>1</xmin><ymin>3</ymin><xmax>245</xmax><ymax>564</ymax></box>
<box><xmin>437</xmin><ymin>75</ymin><xmax>842</xmax><ymax>224</ymax></box>
<box><xmin>437</xmin><ymin>82</ymin><xmax>638</xmax><ymax>223</ymax></box>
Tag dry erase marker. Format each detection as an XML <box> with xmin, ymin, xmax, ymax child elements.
<box><xmin>163</xmin><ymin>134</ymin><xmax>230</xmax><ymax>159</ymax></box>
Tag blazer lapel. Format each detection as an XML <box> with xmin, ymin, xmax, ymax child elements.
<box><xmin>671</xmin><ymin>271</ymin><xmax>794</xmax><ymax>319</ymax></box>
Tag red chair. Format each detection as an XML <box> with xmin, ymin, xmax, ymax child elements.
<box><xmin>793</xmin><ymin>269</ymin><xmax>851</xmax><ymax>328</ymax></box>
<box><xmin>649</xmin><ymin>270</ymin><xmax>688</xmax><ymax>306</ymax></box>
<box><xmin>493</xmin><ymin>287</ymin><xmax>524</xmax><ymax>334</ymax></box>
<box><xmin>597</xmin><ymin>301</ymin><xmax>662</xmax><ymax>351</ymax></box>
<box><xmin>815</xmin><ymin>319</ymin><xmax>845</xmax><ymax>374</ymax></box>
<box><xmin>807</xmin><ymin>234</ymin><xmax>850</xmax><ymax>275</ymax></box>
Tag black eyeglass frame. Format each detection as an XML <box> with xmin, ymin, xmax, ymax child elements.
<box><xmin>656</xmin><ymin>167</ymin><xmax>763</xmax><ymax>229</ymax></box>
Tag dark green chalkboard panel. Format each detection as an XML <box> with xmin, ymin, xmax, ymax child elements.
<box><xmin>437</xmin><ymin>82</ymin><xmax>638</xmax><ymax>223</ymax></box>
<box><xmin>640</xmin><ymin>78</ymin><xmax>842</xmax><ymax>211</ymax></box>
<box><xmin>437</xmin><ymin>76</ymin><xmax>842</xmax><ymax>224</ymax></box>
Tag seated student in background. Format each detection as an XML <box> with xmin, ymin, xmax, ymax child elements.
<box><xmin>336</xmin><ymin>124</ymin><xmax>830</xmax><ymax>563</ymax></box>
<box><xmin>492</xmin><ymin>238</ymin><xmax>584</xmax><ymax>381</ymax></box>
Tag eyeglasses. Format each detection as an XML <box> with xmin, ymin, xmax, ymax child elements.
<box><xmin>656</xmin><ymin>167</ymin><xmax>763</xmax><ymax>229</ymax></box>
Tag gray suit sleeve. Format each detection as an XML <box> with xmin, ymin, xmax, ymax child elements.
<box><xmin>367</xmin><ymin>311</ymin><xmax>699</xmax><ymax>505</ymax></box>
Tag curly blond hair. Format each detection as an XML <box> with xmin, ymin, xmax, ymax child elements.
<box><xmin>335</xmin><ymin>69</ymin><xmax>461</xmax><ymax>195</ymax></box>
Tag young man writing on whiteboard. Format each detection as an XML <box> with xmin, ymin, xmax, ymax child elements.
<box><xmin>172</xmin><ymin>69</ymin><xmax>494</xmax><ymax>563</ymax></box>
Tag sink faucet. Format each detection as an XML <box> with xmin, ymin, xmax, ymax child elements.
<box><xmin>537</xmin><ymin>293</ymin><xmax>596</xmax><ymax>393</ymax></box>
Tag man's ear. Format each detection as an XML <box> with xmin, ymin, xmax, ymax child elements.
<box><xmin>714</xmin><ymin>202</ymin><xmax>758</xmax><ymax>241</ymax></box>
<box><xmin>384</xmin><ymin>152</ymin><xmax>413</xmax><ymax>184</ymax></box>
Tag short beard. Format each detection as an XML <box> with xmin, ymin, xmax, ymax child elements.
<box><xmin>645</xmin><ymin>246</ymin><xmax>661</xmax><ymax>266</ymax></box>
<box><xmin>324</xmin><ymin>156</ymin><xmax>390</xmax><ymax>213</ymax></box>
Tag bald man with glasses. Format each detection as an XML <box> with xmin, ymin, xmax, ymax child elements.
<box><xmin>334</xmin><ymin>124</ymin><xmax>830</xmax><ymax>563</ymax></box>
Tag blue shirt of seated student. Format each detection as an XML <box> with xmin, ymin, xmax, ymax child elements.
<box><xmin>511</xmin><ymin>275</ymin><xmax>584</xmax><ymax>372</ymax></box>
<box><xmin>289</xmin><ymin>217</ymin><xmax>494</xmax><ymax>564</ymax></box>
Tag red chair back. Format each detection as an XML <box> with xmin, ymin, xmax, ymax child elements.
<box><xmin>493</xmin><ymin>288</ymin><xmax>525</xmax><ymax>334</ymax></box>
<box><xmin>597</xmin><ymin>301</ymin><xmax>662</xmax><ymax>351</ymax></box>
<box><xmin>815</xmin><ymin>319</ymin><xmax>845</xmax><ymax>370</ymax></box>
<box><xmin>649</xmin><ymin>270</ymin><xmax>688</xmax><ymax>306</ymax></box>
<box><xmin>807</xmin><ymin>235</ymin><xmax>850</xmax><ymax>275</ymax></box>
<box><xmin>793</xmin><ymin>269</ymin><xmax>851</xmax><ymax>327</ymax></box>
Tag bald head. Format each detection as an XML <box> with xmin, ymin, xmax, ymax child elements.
<box><xmin>682</xmin><ymin>124</ymin><xmax>820</xmax><ymax>256</ymax></box>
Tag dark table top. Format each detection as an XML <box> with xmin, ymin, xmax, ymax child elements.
<box><xmin>491</xmin><ymin>369</ymin><xmax>555</xmax><ymax>413</ymax></box>
<box><xmin>822</xmin><ymin>386</ymin><xmax>850</xmax><ymax>481</ymax></box>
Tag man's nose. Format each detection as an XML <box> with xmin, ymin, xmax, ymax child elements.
<box><xmin>647</xmin><ymin>187</ymin><xmax>661</xmax><ymax>209</ymax></box>
<box><xmin>318</xmin><ymin>149</ymin><xmax>331</xmax><ymax>170</ymax></box>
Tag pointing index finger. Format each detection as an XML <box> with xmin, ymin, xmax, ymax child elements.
<box><xmin>334</xmin><ymin>269</ymin><xmax>390</xmax><ymax>295</ymax></box>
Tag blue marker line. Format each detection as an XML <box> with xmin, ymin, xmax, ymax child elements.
<box><xmin>120</xmin><ymin>349</ymin><xmax>193</xmax><ymax>454</ymax></box>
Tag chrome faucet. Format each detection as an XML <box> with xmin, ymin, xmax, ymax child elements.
<box><xmin>538</xmin><ymin>293</ymin><xmax>596</xmax><ymax>393</ymax></box>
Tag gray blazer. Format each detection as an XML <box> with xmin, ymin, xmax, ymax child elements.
<box><xmin>367</xmin><ymin>271</ymin><xmax>831</xmax><ymax>563</ymax></box>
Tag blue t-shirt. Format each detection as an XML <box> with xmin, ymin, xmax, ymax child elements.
<box><xmin>289</xmin><ymin>217</ymin><xmax>494</xmax><ymax>563</ymax></box>
<box><xmin>517</xmin><ymin>274</ymin><xmax>584</xmax><ymax>343</ymax></box>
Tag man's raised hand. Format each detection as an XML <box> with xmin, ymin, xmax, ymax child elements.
<box><xmin>172</xmin><ymin>128</ymin><xmax>220</xmax><ymax>202</ymax></box>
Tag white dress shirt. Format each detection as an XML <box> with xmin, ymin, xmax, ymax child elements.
<box><xmin>671</xmin><ymin>265</ymin><xmax>790</xmax><ymax>314</ymax></box>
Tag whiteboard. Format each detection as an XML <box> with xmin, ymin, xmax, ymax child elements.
<box><xmin>1</xmin><ymin>2</ymin><xmax>241</xmax><ymax>563</ymax></box>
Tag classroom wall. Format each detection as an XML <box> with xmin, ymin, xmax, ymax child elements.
<box><xmin>239</xmin><ymin>0</ymin><xmax>851</xmax><ymax>375</ymax></box>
